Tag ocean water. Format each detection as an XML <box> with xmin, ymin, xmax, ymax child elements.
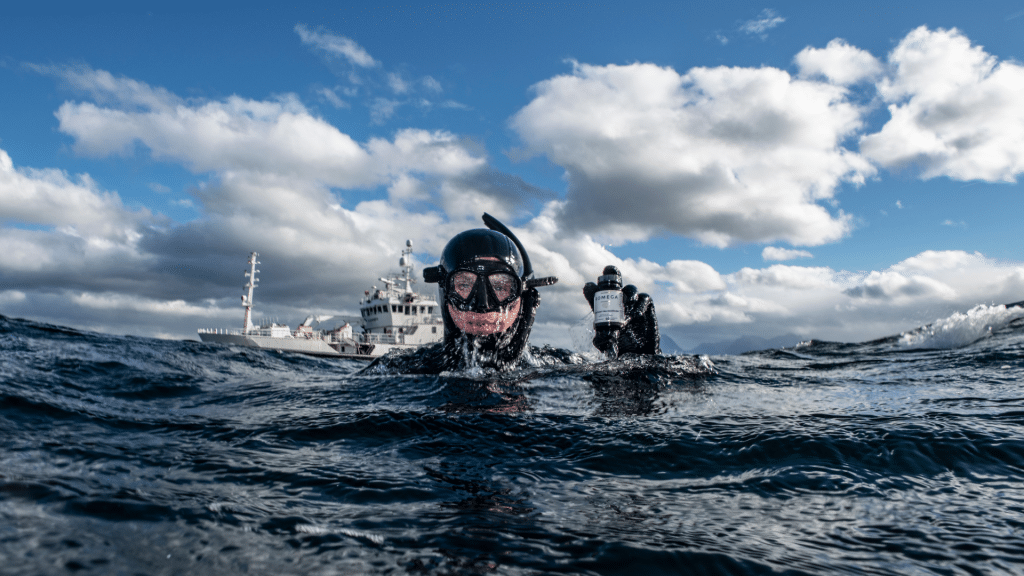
<box><xmin>3</xmin><ymin>306</ymin><xmax>1024</xmax><ymax>576</ymax></box>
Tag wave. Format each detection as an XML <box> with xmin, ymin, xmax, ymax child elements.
<box><xmin>897</xmin><ymin>303</ymin><xmax>1024</xmax><ymax>350</ymax></box>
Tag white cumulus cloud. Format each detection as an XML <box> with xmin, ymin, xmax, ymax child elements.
<box><xmin>861</xmin><ymin>26</ymin><xmax>1024</xmax><ymax>182</ymax></box>
<box><xmin>0</xmin><ymin>149</ymin><xmax>150</xmax><ymax>240</ymax></box>
<box><xmin>3</xmin><ymin>66</ymin><xmax>559</xmax><ymax>341</ymax></box>
<box><xmin>795</xmin><ymin>39</ymin><xmax>883</xmax><ymax>85</ymax></box>
<box><xmin>511</xmin><ymin>61</ymin><xmax>874</xmax><ymax>247</ymax></box>
<box><xmin>762</xmin><ymin>246</ymin><xmax>813</xmax><ymax>261</ymax></box>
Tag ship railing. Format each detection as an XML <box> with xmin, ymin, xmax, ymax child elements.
<box><xmin>198</xmin><ymin>328</ymin><xmax>245</xmax><ymax>335</ymax></box>
<box><xmin>197</xmin><ymin>328</ymin><xmax>292</xmax><ymax>338</ymax></box>
<box><xmin>358</xmin><ymin>333</ymin><xmax>406</xmax><ymax>345</ymax></box>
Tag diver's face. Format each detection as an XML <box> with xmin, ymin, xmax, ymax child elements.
<box><xmin>447</xmin><ymin>256</ymin><xmax>522</xmax><ymax>335</ymax></box>
<box><xmin>447</xmin><ymin>299</ymin><xmax>522</xmax><ymax>335</ymax></box>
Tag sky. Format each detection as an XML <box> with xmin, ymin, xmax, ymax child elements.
<box><xmin>1</xmin><ymin>1</ymin><xmax>1024</xmax><ymax>351</ymax></box>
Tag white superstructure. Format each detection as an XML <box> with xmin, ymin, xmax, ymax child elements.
<box><xmin>198</xmin><ymin>241</ymin><xmax>442</xmax><ymax>359</ymax></box>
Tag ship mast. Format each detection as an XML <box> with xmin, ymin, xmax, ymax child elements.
<box><xmin>399</xmin><ymin>240</ymin><xmax>414</xmax><ymax>293</ymax></box>
<box><xmin>241</xmin><ymin>252</ymin><xmax>260</xmax><ymax>333</ymax></box>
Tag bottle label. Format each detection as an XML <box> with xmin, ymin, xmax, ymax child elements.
<box><xmin>594</xmin><ymin>290</ymin><xmax>625</xmax><ymax>326</ymax></box>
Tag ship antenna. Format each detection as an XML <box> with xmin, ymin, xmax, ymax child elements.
<box><xmin>242</xmin><ymin>252</ymin><xmax>260</xmax><ymax>333</ymax></box>
<box><xmin>400</xmin><ymin>240</ymin><xmax>414</xmax><ymax>293</ymax></box>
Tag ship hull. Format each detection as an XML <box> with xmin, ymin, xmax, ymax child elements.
<box><xmin>198</xmin><ymin>332</ymin><xmax>346</xmax><ymax>357</ymax></box>
<box><xmin>198</xmin><ymin>332</ymin><xmax>424</xmax><ymax>360</ymax></box>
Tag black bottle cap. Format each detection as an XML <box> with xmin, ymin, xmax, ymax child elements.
<box><xmin>598</xmin><ymin>266</ymin><xmax>622</xmax><ymax>290</ymax></box>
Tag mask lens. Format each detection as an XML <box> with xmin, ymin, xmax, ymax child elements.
<box><xmin>489</xmin><ymin>272</ymin><xmax>517</xmax><ymax>302</ymax></box>
<box><xmin>451</xmin><ymin>271</ymin><xmax>477</xmax><ymax>299</ymax></box>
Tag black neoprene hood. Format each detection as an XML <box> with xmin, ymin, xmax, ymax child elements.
<box><xmin>439</xmin><ymin>229</ymin><xmax>524</xmax><ymax>278</ymax></box>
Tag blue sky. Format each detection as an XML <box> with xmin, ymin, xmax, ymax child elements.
<box><xmin>2</xmin><ymin>1</ymin><xmax>1023</xmax><ymax>350</ymax></box>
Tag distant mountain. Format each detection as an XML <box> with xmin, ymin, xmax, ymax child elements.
<box><xmin>660</xmin><ymin>334</ymin><xmax>685</xmax><ymax>354</ymax></box>
<box><xmin>688</xmin><ymin>334</ymin><xmax>803</xmax><ymax>355</ymax></box>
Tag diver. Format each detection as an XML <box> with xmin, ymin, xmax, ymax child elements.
<box><xmin>364</xmin><ymin>213</ymin><xmax>661</xmax><ymax>374</ymax></box>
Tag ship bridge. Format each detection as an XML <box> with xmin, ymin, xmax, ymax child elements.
<box><xmin>359</xmin><ymin>240</ymin><xmax>442</xmax><ymax>345</ymax></box>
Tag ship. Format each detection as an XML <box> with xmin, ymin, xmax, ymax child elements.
<box><xmin>198</xmin><ymin>241</ymin><xmax>443</xmax><ymax>359</ymax></box>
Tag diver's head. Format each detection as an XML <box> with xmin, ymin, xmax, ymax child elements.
<box><xmin>423</xmin><ymin>214</ymin><xmax>557</xmax><ymax>366</ymax></box>
<box><xmin>435</xmin><ymin>229</ymin><xmax>525</xmax><ymax>339</ymax></box>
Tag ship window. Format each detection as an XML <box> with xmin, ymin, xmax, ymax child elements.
<box><xmin>428</xmin><ymin>306</ymin><xmax>433</xmax><ymax>314</ymax></box>
<box><xmin>432</xmin><ymin>327</ymin><xmax>437</xmax><ymax>333</ymax></box>
<box><xmin>413</xmin><ymin>306</ymin><xmax>418</xmax><ymax>314</ymax></box>
<box><xmin>405</xmin><ymin>305</ymin><xmax>410</xmax><ymax>315</ymax></box>
<box><xmin>392</xmin><ymin>305</ymin><xmax>397</xmax><ymax>312</ymax></box>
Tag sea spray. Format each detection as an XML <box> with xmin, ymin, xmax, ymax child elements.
<box><xmin>898</xmin><ymin>303</ymin><xmax>1024</xmax><ymax>349</ymax></box>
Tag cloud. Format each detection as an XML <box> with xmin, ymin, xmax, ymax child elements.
<box><xmin>294</xmin><ymin>24</ymin><xmax>378</xmax><ymax>68</ymax></box>
<box><xmin>795</xmin><ymin>39</ymin><xmax>883</xmax><ymax>85</ymax></box>
<box><xmin>511</xmin><ymin>61</ymin><xmax>874</xmax><ymax>247</ymax></box>
<box><xmin>12</xmin><ymin>27</ymin><xmax>1024</xmax><ymax>350</ymax></box>
<box><xmin>50</xmin><ymin>67</ymin><xmax>491</xmax><ymax>191</ymax></box>
<box><xmin>57</xmin><ymin>94</ymin><xmax>378</xmax><ymax>187</ymax></box>
<box><xmin>841</xmin><ymin>250</ymin><xmax>1007</xmax><ymax>304</ymax></box>
<box><xmin>4</xmin><ymin>66</ymin><xmax>563</xmax><ymax>341</ymax></box>
<box><xmin>28</xmin><ymin>64</ymin><xmax>181</xmax><ymax>111</ymax></box>
<box><xmin>422</xmin><ymin>76</ymin><xmax>443</xmax><ymax>93</ymax></box>
<box><xmin>316</xmin><ymin>87</ymin><xmax>349</xmax><ymax>108</ymax></box>
<box><xmin>739</xmin><ymin>9</ymin><xmax>785</xmax><ymax>38</ymax></box>
<box><xmin>524</xmin><ymin>245</ymin><xmax>1024</xmax><ymax>351</ymax></box>
<box><xmin>762</xmin><ymin>246</ymin><xmax>813</xmax><ymax>261</ymax></box>
<box><xmin>0</xmin><ymin>148</ymin><xmax>170</xmax><ymax>303</ymax></box>
<box><xmin>861</xmin><ymin>26</ymin><xmax>1024</xmax><ymax>182</ymax></box>
<box><xmin>7</xmin><ymin>107</ymin><xmax>1024</xmax><ymax>350</ymax></box>
<box><xmin>734</xmin><ymin>265</ymin><xmax>834</xmax><ymax>289</ymax></box>
<box><xmin>844</xmin><ymin>271</ymin><xmax>956</xmax><ymax>300</ymax></box>
<box><xmin>370</xmin><ymin>98</ymin><xmax>402</xmax><ymax>124</ymax></box>
<box><xmin>661</xmin><ymin>250</ymin><xmax>1024</xmax><ymax>349</ymax></box>
<box><xmin>388</xmin><ymin>73</ymin><xmax>410</xmax><ymax>94</ymax></box>
<box><xmin>0</xmin><ymin>148</ymin><xmax>151</xmax><ymax>240</ymax></box>
<box><xmin>894</xmin><ymin>249</ymin><xmax>981</xmax><ymax>272</ymax></box>
<box><xmin>656</xmin><ymin>260</ymin><xmax>728</xmax><ymax>293</ymax></box>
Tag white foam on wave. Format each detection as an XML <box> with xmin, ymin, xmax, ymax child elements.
<box><xmin>898</xmin><ymin>304</ymin><xmax>1024</xmax><ymax>349</ymax></box>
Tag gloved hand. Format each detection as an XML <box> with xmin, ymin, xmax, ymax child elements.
<box><xmin>584</xmin><ymin>276</ymin><xmax>661</xmax><ymax>357</ymax></box>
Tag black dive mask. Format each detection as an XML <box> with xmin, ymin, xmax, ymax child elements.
<box><xmin>445</xmin><ymin>259</ymin><xmax>523</xmax><ymax>313</ymax></box>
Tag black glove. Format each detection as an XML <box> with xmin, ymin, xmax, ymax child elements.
<box><xmin>583</xmin><ymin>280</ymin><xmax>661</xmax><ymax>356</ymax></box>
